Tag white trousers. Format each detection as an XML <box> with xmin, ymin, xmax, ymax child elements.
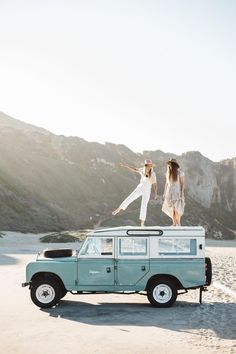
<box><xmin>119</xmin><ymin>183</ymin><xmax>151</xmax><ymax>221</ymax></box>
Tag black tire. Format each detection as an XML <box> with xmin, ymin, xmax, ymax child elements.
<box><xmin>60</xmin><ymin>288</ymin><xmax>68</xmax><ymax>300</ymax></box>
<box><xmin>30</xmin><ymin>278</ymin><xmax>62</xmax><ymax>308</ymax></box>
<box><xmin>43</xmin><ymin>249</ymin><xmax>73</xmax><ymax>258</ymax></box>
<box><xmin>205</xmin><ymin>257</ymin><xmax>212</xmax><ymax>285</ymax></box>
<box><xmin>147</xmin><ymin>279</ymin><xmax>177</xmax><ymax>307</ymax></box>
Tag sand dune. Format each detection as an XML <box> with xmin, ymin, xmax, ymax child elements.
<box><xmin>0</xmin><ymin>232</ymin><xmax>235</xmax><ymax>354</ymax></box>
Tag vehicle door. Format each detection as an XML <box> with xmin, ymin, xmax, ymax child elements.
<box><xmin>116</xmin><ymin>237</ymin><xmax>150</xmax><ymax>285</ymax></box>
<box><xmin>77</xmin><ymin>237</ymin><xmax>115</xmax><ymax>286</ymax></box>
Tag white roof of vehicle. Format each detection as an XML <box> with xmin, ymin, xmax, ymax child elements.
<box><xmin>87</xmin><ymin>226</ymin><xmax>205</xmax><ymax>237</ymax></box>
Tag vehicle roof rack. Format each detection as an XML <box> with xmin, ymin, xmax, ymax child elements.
<box><xmin>88</xmin><ymin>226</ymin><xmax>205</xmax><ymax>237</ymax></box>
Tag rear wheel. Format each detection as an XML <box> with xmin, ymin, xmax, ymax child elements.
<box><xmin>205</xmin><ymin>257</ymin><xmax>212</xmax><ymax>285</ymax></box>
<box><xmin>60</xmin><ymin>288</ymin><xmax>68</xmax><ymax>299</ymax></box>
<box><xmin>147</xmin><ymin>279</ymin><xmax>177</xmax><ymax>307</ymax></box>
<box><xmin>30</xmin><ymin>278</ymin><xmax>62</xmax><ymax>308</ymax></box>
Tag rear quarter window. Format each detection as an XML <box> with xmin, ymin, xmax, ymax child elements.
<box><xmin>158</xmin><ymin>238</ymin><xmax>197</xmax><ymax>256</ymax></box>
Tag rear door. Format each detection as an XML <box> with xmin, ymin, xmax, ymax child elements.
<box><xmin>116</xmin><ymin>237</ymin><xmax>150</xmax><ymax>286</ymax></box>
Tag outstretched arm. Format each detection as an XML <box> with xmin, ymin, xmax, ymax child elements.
<box><xmin>120</xmin><ymin>163</ymin><xmax>140</xmax><ymax>173</ymax></box>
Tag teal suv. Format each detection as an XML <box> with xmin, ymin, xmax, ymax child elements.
<box><xmin>22</xmin><ymin>226</ymin><xmax>212</xmax><ymax>308</ymax></box>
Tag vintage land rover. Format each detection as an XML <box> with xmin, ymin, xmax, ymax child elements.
<box><xmin>22</xmin><ymin>226</ymin><xmax>212</xmax><ymax>308</ymax></box>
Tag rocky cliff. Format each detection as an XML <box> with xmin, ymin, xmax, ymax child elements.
<box><xmin>0</xmin><ymin>111</ymin><xmax>235</xmax><ymax>239</ymax></box>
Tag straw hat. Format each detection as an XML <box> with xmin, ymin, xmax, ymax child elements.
<box><xmin>144</xmin><ymin>159</ymin><xmax>155</xmax><ymax>166</ymax></box>
<box><xmin>167</xmin><ymin>158</ymin><xmax>180</xmax><ymax>168</ymax></box>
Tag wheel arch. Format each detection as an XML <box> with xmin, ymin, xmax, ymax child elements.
<box><xmin>145</xmin><ymin>274</ymin><xmax>184</xmax><ymax>291</ymax></box>
<box><xmin>30</xmin><ymin>272</ymin><xmax>66</xmax><ymax>292</ymax></box>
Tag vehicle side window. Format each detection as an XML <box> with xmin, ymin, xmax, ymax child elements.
<box><xmin>119</xmin><ymin>237</ymin><xmax>148</xmax><ymax>256</ymax></box>
<box><xmin>80</xmin><ymin>238</ymin><xmax>113</xmax><ymax>256</ymax></box>
<box><xmin>158</xmin><ymin>239</ymin><xmax>196</xmax><ymax>256</ymax></box>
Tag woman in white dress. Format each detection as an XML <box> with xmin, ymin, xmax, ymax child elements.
<box><xmin>112</xmin><ymin>159</ymin><xmax>157</xmax><ymax>227</ymax></box>
<box><xmin>162</xmin><ymin>158</ymin><xmax>185</xmax><ymax>226</ymax></box>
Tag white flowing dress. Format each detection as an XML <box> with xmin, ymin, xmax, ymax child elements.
<box><xmin>162</xmin><ymin>169</ymin><xmax>185</xmax><ymax>218</ymax></box>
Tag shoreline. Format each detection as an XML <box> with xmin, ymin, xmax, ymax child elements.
<box><xmin>0</xmin><ymin>231</ymin><xmax>235</xmax><ymax>255</ymax></box>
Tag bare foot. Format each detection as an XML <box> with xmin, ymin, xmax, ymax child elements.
<box><xmin>112</xmin><ymin>208</ymin><xmax>121</xmax><ymax>216</ymax></box>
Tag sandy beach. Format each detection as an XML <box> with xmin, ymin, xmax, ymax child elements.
<box><xmin>0</xmin><ymin>232</ymin><xmax>235</xmax><ymax>354</ymax></box>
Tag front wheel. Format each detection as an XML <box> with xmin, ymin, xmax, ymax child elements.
<box><xmin>147</xmin><ymin>279</ymin><xmax>177</xmax><ymax>307</ymax></box>
<box><xmin>30</xmin><ymin>278</ymin><xmax>62</xmax><ymax>308</ymax></box>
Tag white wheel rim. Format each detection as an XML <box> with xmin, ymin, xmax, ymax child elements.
<box><xmin>153</xmin><ymin>284</ymin><xmax>172</xmax><ymax>304</ymax></box>
<box><xmin>36</xmin><ymin>284</ymin><xmax>56</xmax><ymax>304</ymax></box>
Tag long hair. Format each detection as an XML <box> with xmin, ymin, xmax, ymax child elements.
<box><xmin>144</xmin><ymin>166</ymin><xmax>152</xmax><ymax>179</ymax></box>
<box><xmin>167</xmin><ymin>162</ymin><xmax>178</xmax><ymax>182</ymax></box>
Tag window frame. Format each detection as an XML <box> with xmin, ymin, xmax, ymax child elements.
<box><xmin>157</xmin><ymin>238</ymin><xmax>197</xmax><ymax>257</ymax></box>
<box><xmin>118</xmin><ymin>236</ymin><xmax>149</xmax><ymax>259</ymax></box>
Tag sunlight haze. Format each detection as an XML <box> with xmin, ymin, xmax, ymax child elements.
<box><xmin>0</xmin><ymin>0</ymin><xmax>235</xmax><ymax>161</ymax></box>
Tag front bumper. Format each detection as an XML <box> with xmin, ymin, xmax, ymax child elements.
<box><xmin>22</xmin><ymin>282</ymin><xmax>30</xmax><ymax>287</ymax></box>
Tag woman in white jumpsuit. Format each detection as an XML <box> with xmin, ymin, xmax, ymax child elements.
<box><xmin>112</xmin><ymin>160</ymin><xmax>157</xmax><ymax>226</ymax></box>
<box><xmin>162</xmin><ymin>158</ymin><xmax>185</xmax><ymax>226</ymax></box>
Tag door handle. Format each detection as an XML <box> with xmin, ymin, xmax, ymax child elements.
<box><xmin>141</xmin><ymin>265</ymin><xmax>146</xmax><ymax>271</ymax></box>
<box><xmin>106</xmin><ymin>267</ymin><xmax>111</xmax><ymax>273</ymax></box>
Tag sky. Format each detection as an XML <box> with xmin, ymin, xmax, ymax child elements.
<box><xmin>0</xmin><ymin>0</ymin><xmax>235</xmax><ymax>162</ymax></box>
